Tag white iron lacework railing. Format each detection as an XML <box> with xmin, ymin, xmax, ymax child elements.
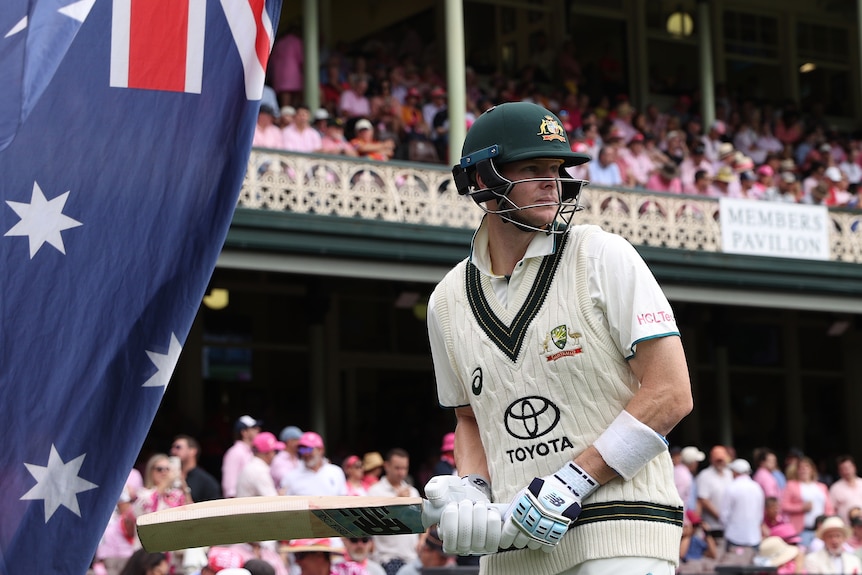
<box><xmin>240</xmin><ymin>149</ymin><xmax>862</xmax><ymax>264</ymax></box>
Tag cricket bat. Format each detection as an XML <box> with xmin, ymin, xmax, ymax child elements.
<box><xmin>138</xmin><ymin>495</ymin><xmax>500</xmax><ymax>552</ymax></box>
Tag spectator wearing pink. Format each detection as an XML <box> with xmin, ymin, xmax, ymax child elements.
<box><xmin>711</xmin><ymin>166</ymin><xmax>738</xmax><ymax>197</ymax></box>
<box><xmin>823</xmin><ymin>166</ymin><xmax>852</xmax><ymax>206</ymax></box>
<box><xmin>781</xmin><ymin>456</ymin><xmax>834</xmax><ymax>548</ymax></box>
<box><xmin>269</xmin><ymin>27</ymin><xmax>303</xmax><ymax>107</ymax></box>
<box><xmin>751</xmin><ymin>165</ymin><xmax>777</xmax><ymax>199</ymax></box>
<box><xmin>616</xmin><ymin>133</ymin><xmax>655</xmax><ymax>187</ymax></box>
<box><xmin>270</xmin><ymin>425</ymin><xmax>303</xmax><ymax>489</ymax></box>
<box><xmin>679</xmin><ymin>143</ymin><xmax>714</xmax><ymax>191</ymax></box>
<box><xmin>611</xmin><ymin>101</ymin><xmax>639</xmax><ymax>144</ymax></box>
<box><xmin>755</xmin><ymin>535</ymin><xmax>802</xmax><ymax>574</ymax></box>
<box><xmin>281</xmin><ymin>431</ymin><xmax>347</xmax><ymax>496</ymax></box>
<box><xmin>753</xmin><ymin>448</ymin><xmax>782</xmax><ymax>500</ymax></box>
<box><xmin>565</xmin><ymin>141</ymin><xmax>590</xmax><ymax>181</ymax></box>
<box><xmin>282</xmin><ymin>105</ymin><xmax>322</xmax><ymax>153</ymax></box>
<box><xmin>829</xmin><ymin>455</ymin><xmax>862</xmax><ymax>524</ymax></box>
<box><xmin>343</xmin><ymin>455</ymin><xmax>368</xmax><ymax>497</ymax></box>
<box><xmin>228</xmin><ymin>543</ymin><xmax>288</xmax><ymax>575</ymax></box>
<box><xmin>96</xmin><ymin>471</ymin><xmax>143</xmax><ymax>575</ymax></box>
<box><xmin>319</xmin><ymin>117</ymin><xmax>358</xmax><ymax>157</ymax></box>
<box><xmin>646</xmin><ymin>162</ymin><xmax>683</xmax><ymax>193</ymax></box>
<box><xmin>252</xmin><ymin>106</ymin><xmax>284</xmax><ymax>149</ymax></box>
<box><xmin>686</xmin><ymin>169</ymin><xmax>714</xmax><ymax>196</ymax></box>
<box><xmin>222</xmin><ymin>415</ymin><xmax>262</xmax><ymax>498</ymax></box>
<box><xmin>674</xmin><ymin>446</ymin><xmax>705</xmax><ymax>510</ymax></box>
<box><xmin>236</xmin><ymin>432</ymin><xmax>285</xmax><ymax>498</ymax></box>
<box><xmin>339</xmin><ymin>74</ymin><xmax>371</xmax><ymax>119</ymax></box>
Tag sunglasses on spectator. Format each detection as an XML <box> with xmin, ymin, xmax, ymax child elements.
<box><xmin>154</xmin><ymin>466</ymin><xmax>171</xmax><ymax>473</ymax></box>
<box><xmin>298</xmin><ymin>446</ymin><xmax>315</xmax><ymax>455</ymax></box>
<box><xmin>349</xmin><ymin>537</ymin><xmax>371</xmax><ymax>544</ymax></box>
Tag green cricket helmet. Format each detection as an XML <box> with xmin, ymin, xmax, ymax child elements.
<box><xmin>453</xmin><ymin>102</ymin><xmax>591</xmax><ymax>205</ymax></box>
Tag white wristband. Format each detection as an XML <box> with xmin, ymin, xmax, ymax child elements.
<box><xmin>593</xmin><ymin>410</ymin><xmax>669</xmax><ymax>481</ymax></box>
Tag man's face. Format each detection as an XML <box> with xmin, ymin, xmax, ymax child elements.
<box><xmin>493</xmin><ymin>158</ymin><xmax>565</xmax><ymax>230</ymax></box>
<box><xmin>342</xmin><ymin>537</ymin><xmax>373</xmax><ymax>561</ymax></box>
<box><xmin>599</xmin><ymin>147</ymin><xmax>615</xmax><ymax>166</ymax></box>
<box><xmin>823</xmin><ymin>529</ymin><xmax>846</xmax><ymax>552</ymax></box>
<box><xmin>242</xmin><ymin>426</ymin><xmax>260</xmax><ymax>442</ymax></box>
<box><xmin>384</xmin><ymin>454</ymin><xmax>410</xmax><ymax>484</ymax></box>
<box><xmin>295</xmin><ymin>108</ymin><xmax>310</xmax><ymax>127</ymax></box>
<box><xmin>839</xmin><ymin>460</ymin><xmax>857</xmax><ymax>480</ymax></box>
<box><xmin>710</xmin><ymin>446</ymin><xmax>729</xmax><ymax>469</ymax></box>
<box><xmin>300</xmin><ymin>446</ymin><xmax>324</xmax><ymax>469</ymax></box>
<box><xmin>170</xmin><ymin>439</ymin><xmax>192</xmax><ymax>464</ymax></box>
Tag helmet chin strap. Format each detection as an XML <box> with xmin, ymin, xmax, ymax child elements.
<box><xmin>476</xmin><ymin>177</ymin><xmax>581</xmax><ymax>234</ymax></box>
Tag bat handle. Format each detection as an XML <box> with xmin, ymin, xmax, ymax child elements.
<box><xmin>421</xmin><ymin>498</ymin><xmax>508</xmax><ymax>529</ymax></box>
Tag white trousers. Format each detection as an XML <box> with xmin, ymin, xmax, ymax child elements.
<box><xmin>559</xmin><ymin>557</ymin><xmax>676</xmax><ymax>575</ymax></box>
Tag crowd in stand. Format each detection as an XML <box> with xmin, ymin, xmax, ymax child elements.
<box><xmin>674</xmin><ymin>444</ymin><xmax>862</xmax><ymax>573</ymax></box>
<box><xmin>90</xmin><ymin>417</ymin><xmax>463</xmax><ymax>575</ymax></box>
<box><xmin>256</xmin><ymin>28</ymin><xmax>862</xmax><ymax>210</ymax></box>
<box><xmin>90</xmin><ymin>414</ymin><xmax>862</xmax><ymax>575</ymax></box>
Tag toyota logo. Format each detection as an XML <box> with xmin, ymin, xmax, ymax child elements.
<box><xmin>504</xmin><ymin>396</ymin><xmax>560</xmax><ymax>440</ymax></box>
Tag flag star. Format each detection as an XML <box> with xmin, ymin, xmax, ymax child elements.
<box><xmin>58</xmin><ymin>0</ymin><xmax>96</xmax><ymax>23</ymax></box>
<box><xmin>20</xmin><ymin>445</ymin><xmax>98</xmax><ymax>522</ymax></box>
<box><xmin>143</xmin><ymin>333</ymin><xmax>183</xmax><ymax>388</ymax></box>
<box><xmin>4</xmin><ymin>16</ymin><xmax>26</xmax><ymax>38</ymax></box>
<box><xmin>5</xmin><ymin>181</ymin><xmax>82</xmax><ymax>258</ymax></box>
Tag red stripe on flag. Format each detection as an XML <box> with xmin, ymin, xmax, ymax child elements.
<box><xmin>249</xmin><ymin>0</ymin><xmax>270</xmax><ymax>71</ymax></box>
<box><xmin>128</xmin><ymin>0</ymin><xmax>189</xmax><ymax>92</ymax></box>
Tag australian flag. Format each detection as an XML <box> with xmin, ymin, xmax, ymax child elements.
<box><xmin>0</xmin><ymin>0</ymin><xmax>281</xmax><ymax>573</ymax></box>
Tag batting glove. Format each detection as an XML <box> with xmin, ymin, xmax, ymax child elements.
<box><xmin>423</xmin><ymin>475</ymin><xmax>503</xmax><ymax>555</ymax></box>
<box><xmin>500</xmin><ymin>462</ymin><xmax>598</xmax><ymax>553</ymax></box>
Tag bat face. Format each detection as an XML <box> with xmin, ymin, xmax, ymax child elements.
<box><xmin>136</xmin><ymin>496</ymin><xmax>427</xmax><ymax>552</ymax></box>
<box><xmin>311</xmin><ymin>502</ymin><xmax>425</xmax><ymax>537</ymax></box>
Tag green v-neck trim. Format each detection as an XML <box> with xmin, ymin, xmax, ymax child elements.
<box><xmin>466</xmin><ymin>231</ymin><xmax>570</xmax><ymax>362</ymax></box>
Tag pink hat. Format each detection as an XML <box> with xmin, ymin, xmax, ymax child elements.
<box><xmin>770</xmin><ymin>523</ymin><xmax>801</xmax><ymax>544</ymax></box>
<box><xmin>756</xmin><ymin>165</ymin><xmax>774</xmax><ymax>177</ymax></box>
<box><xmin>299</xmin><ymin>431</ymin><xmax>324</xmax><ymax>449</ymax></box>
<box><xmin>440</xmin><ymin>432</ymin><xmax>455</xmax><ymax>453</ymax></box>
<box><xmin>287</xmin><ymin>538</ymin><xmax>344</xmax><ymax>553</ymax></box>
<box><xmin>252</xmin><ymin>431</ymin><xmax>285</xmax><ymax>454</ymax></box>
<box><xmin>208</xmin><ymin>547</ymin><xmax>245</xmax><ymax>571</ymax></box>
<box><xmin>343</xmin><ymin>455</ymin><xmax>361</xmax><ymax>468</ymax></box>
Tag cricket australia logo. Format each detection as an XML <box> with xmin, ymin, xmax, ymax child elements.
<box><xmin>540</xmin><ymin>325</ymin><xmax>583</xmax><ymax>361</ymax></box>
<box><xmin>537</xmin><ymin>115</ymin><xmax>567</xmax><ymax>143</ymax></box>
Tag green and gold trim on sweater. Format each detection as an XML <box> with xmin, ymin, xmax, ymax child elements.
<box><xmin>465</xmin><ymin>231</ymin><xmax>570</xmax><ymax>362</ymax></box>
<box><xmin>575</xmin><ymin>500</ymin><xmax>683</xmax><ymax>528</ymax></box>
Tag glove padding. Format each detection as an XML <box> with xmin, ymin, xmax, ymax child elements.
<box><xmin>423</xmin><ymin>475</ymin><xmax>502</xmax><ymax>555</ymax></box>
<box><xmin>500</xmin><ymin>476</ymin><xmax>583</xmax><ymax>553</ymax></box>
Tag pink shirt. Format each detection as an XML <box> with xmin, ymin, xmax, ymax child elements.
<box><xmin>222</xmin><ymin>440</ymin><xmax>253</xmax><ymax>498</ymax></box>
<box><xmin>270</xmin><ymin>450</ymin><xmax>300</xmax><ymax>488</ymax></box>
<box><xmin>282</xmin><ymin>125</ymin><xmax>322</xmax><ymax>153</ymax></box>
<box><xmin>617</xmin><ymin>148</ymin><xmax>655</xmax><ymax>186</ymax></box>
<box><xmin>830</xmin><ymin>477</ymin><xmax>862</xmax><ymax>523</ymax></box>
<box><xmin>646</xmin><ymin>173</ymin><xmax>683</xmax><ymax>193</ymax></box>
<box><xmin>253</xmin><ymin>125</ymin><xmax>284</xmax><ymax>149</ymax></box>
<box><xmin>339</xmin><ymin>90</ymin><xmax>371</xmax><ymax>118</ymax></box>
<box><xmin>754</xmin><ymin>467</ymin><xmax>781</xmax><ymax>499</ymax></box>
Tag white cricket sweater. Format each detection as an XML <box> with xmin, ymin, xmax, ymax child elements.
<box><xmin>431</xmin><ymin>225</ymin><xmax>683</xmax><ymax>574</ymax></box>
